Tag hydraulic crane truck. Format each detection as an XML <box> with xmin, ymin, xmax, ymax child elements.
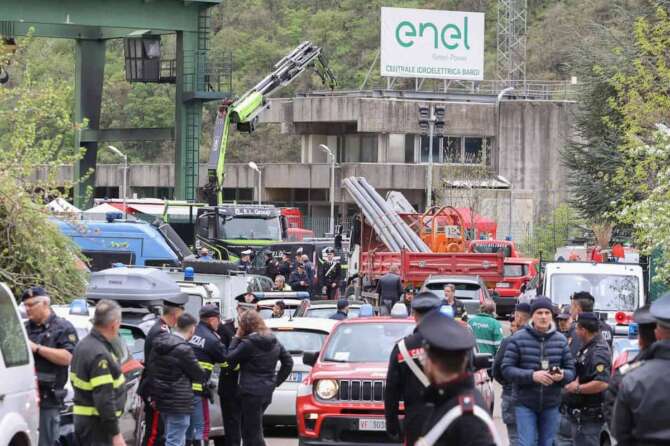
<box><xmin>194</xmin><ymin>41</ymin><xmax>335</xmax><ymax>260</ymax></box>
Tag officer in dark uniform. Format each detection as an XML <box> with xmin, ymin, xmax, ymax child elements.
<box><xmin>22</xmin><ymin>287</ymin><xmax>79</xmax><ymax>446</ymax></box>
<box><xmin>217</xmin><ymin>299</ymin><xmax>255</xmax><ymax>446</ymax></box>
<box><xmin>568</xmin><ymin>291</ymin><xmax>614</xmax><ymax>354</ymax></box>
<box><xmin>263</xmin><ymin>251</ymin><xmax>278</xmax><ymax>280</ymax></box>
<box><xmin>385</xmin><ymin>291</ymin><xmax>442</xmax><ymax>446</ymax></box>
<box><xmin>604</xmin><ymin>305</ymin><xmax>656</xmax><ymax>427</ymax></box>
<box><xmin>237</xmin><ymin>249</ymin><xmax>253</xmax><ymax>272</ymax></box>
<box><xmin>71</xmin><ymin>300</ymin><xmax>127</xmax><ymax>446</ymax></box>
<box><xmin>277</xmin><ymin>252</ymin><xmax>292</xmax><ymax>278</ymax></box>
<box><xmin>319</xmin><ymin>247</ymin><xmax>342</xmax><ymax>299</ymax></box>
<box><xmin>562</xmin><ymin>312</ymin><xmax>611</xmax><ymax>446</ymax></box>
<box><xmin>613</xmin><ymin>293</ymin><xmax>670</xmax><ymax>445</ymax></box>
<box><xmin>188</xmin><ymin>304</ymin><xmax>228</xmax><ymax>445</ymax></box>
<box><xmin>140</xmin><ymin>299</ymin><xmax>186</xmax><ymax>446</ymax></box>
<box><xmin>289</xmin><ymin>263</ymin><xmax>311</xmax><ymax>294</ymax></box>
<box><xmin>416</xmin><ymin>308</ymin><xmax>498</xmax><ymax>446</ymax></box>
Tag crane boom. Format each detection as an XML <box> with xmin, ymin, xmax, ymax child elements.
<box><xmin>205</xmin><ymin>41</ymin><xmax>336</xmax><ymax>205</ymax></box>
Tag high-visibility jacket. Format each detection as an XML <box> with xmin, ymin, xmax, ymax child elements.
<box><xmin>467</xmin><ymin>313</ymin><xmax>504</xmax><ymax>355</ymax></box>
<box><xmin>189</xmin><ymin>321</ymin><xmax>227</xmax><ymax>394</ymax></box>
<box><xmin>70</xmin><ymin>328</ymin><xmax>127</xmax><ymax>439</ymax></box>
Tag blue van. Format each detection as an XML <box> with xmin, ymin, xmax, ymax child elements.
<box><xmin>54</xmin><ymin>219</ymin><xmax>183</xmax><ymax>271</ymax></box>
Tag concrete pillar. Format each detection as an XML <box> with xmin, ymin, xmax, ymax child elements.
<box><xmin>73</xmin><ymin>39</ymin><xmax>106</xmax><ymax>209</ymax></box>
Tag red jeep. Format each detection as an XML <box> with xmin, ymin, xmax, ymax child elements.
<box><xmin>296</xmin><ymin>317</ymin><xmax>494</xmax><ymax>446</ymax></box>
<box><xmin>493</xmin><ymin>257</ymin><xmax>539</xmax><ymax>316</ymax></box>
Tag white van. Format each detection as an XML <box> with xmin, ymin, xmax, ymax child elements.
<box><xmin>0</xmin><ymin>283</ymin><xmax>39</xmax><ymax>446</ymax></box>
<box><xmin>543</xmin><ymin>262</ymin><xmax>645</xmax><ymax>335</ymax></box>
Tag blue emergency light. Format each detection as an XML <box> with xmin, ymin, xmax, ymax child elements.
<box><xmin>69</xmin><ymin>298</ymin><xmax>90</xmax><ymax>316</ymax></box>
<box><xmin>628</xmin><ymin>322</ymin><xmax>639</xmax><ymax>339</ymax></box>
<box><xmin>184</xmin><ymin>266</ymin><xmax>195</xmax><ymax>281</ymax></box>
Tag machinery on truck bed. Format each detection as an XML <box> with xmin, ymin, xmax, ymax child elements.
<box><xmin>195</xmin><ymin>41</ymin><xmax>335</xmax><ymax>260</ymax></box>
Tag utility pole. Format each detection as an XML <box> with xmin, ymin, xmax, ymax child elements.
<box><xmin>319</xmin><ymin>144</ymin><xmax>336</xmax><ymax>236</ymax></box>
<box><xmin>419</xmin><ymin>104</ymin><xmax>445</xmax><ymax>209</ymax></box>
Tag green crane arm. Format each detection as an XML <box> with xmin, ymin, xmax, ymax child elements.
<box><xmin>205</xmin><ymin>41</ymin><xmax>336</xmax><ymax>205</ymax></box>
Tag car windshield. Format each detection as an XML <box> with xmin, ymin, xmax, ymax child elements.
<box><xmin>425</xmin><ymin>282</ymin><xmax>481</xmax><ymax>300</ymax></box>
<box><xmin>219</xmin><ymin>216</ymin><xmax>280</xmax><ymax>240</ymax></box>
<box><xmin>305</xmin><ymin>307</ymin><xmax>361</xmax><ymax>319</ymax></box>
<box><xmin>504</xmin><ymin>264</ymin><xmax>527</xmax><ymax>277</ymax></box>
<box><xmin>272</xmin><ymin>329</ymin><xmax>327</xmax><ymax>354</ymax></box>
<box><xmin>550</xmin><ymin>273</ymin><xmax>639</xmax><ymax>311</ymax></box>
<box><xmin>472</xmin><ymin>243</ymin><xmax>512</xmax><ymax>257</ymax></box>
<box><xmin>322</xmin><ymin>322</ymin><xmax>414</xmax><ymax>363</ymax></box>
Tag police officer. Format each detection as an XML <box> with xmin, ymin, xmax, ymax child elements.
<box><xmin>319</xmin><ymin>247</ymin><xmax>342</xmax><ymax>299</ymax></box>
<box><xmin>71</xmin><ymin>300</ymin><xmax>127</xmax><ymax>446</ymax></box>
<box><xmin>22</xmin><ymin>287</ymin><xmax>79</xmax><ymax>446</ymax></box>
<box><xmin>188</xmin><ymin>304</ymin><xmax>228</xmax><ymax>445</ymax></box>
<box><xmin>263</xmin><ymin>251</ymin><xmax>278</xmax><ymax>280</ymax></box>
<box><xmin>289</xmin><ymin>263</ymin><xmax>311</xmax><ymax>294</ymax></box>
<box><xmin>237</xmin><ymin>249</ymin><xmax>253</xmax><ymax>272</ymax></box>
<box><xmin>416</xmin><ymin>308</ymin><xmax>499</xmax><ymax>446</ymax></box>
<box><xmin>277</xmin><ymin>252</ymin><xmax>292</xmax><ymax>278</ymax></box>
<box><xmin>140</xmin><ymin>299</ymin><xmax>186</xmax><ymax>446</ymax></box>
<box><xmin>562</xmin><ymin>312</ymin><xmax>611</xmax><ymax>446</ymax></box>
<box><xmin>568</xmin><ymin>291</ymin><xmax>614</xmax><ymax>353</ymax></box>
<box><xmin>217</xmin><ymin>300</ymin><xmax>255</xmax><ymax>446</ymax></box>
<box><xmin>604</xmin><ymin>305</ymin><xmax>656</xmax><ymax>427</ymax></box>
<box><xmin>613</xmin><ymin>293</ymin><xmax>670</xmax><ymax>445</ymax></box>
<box><xmin>385</xmin><ymin>291</ymin><xmax>442</xmax><ymax>446</ymax></box>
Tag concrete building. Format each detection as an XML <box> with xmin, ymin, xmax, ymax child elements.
<box><xmin>42</xmin><ymin>87</ymin><xmax>576</xmax><ymax>237</ymax></box>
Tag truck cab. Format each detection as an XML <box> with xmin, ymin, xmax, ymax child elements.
<box><xmin>195</xmin><ymin>204</ymin><xmax>287</xmax><ymax>261</ymax></box>
<box><xmin>542</xmin><ymin>262</ymin><xmax>645</xmax><ymax>335</ymax></box>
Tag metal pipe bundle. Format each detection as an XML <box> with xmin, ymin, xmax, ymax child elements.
<box><xmin>342</xmin><ymin>177</ymin><xmax>431</xmax><ymax>253</ymax></box>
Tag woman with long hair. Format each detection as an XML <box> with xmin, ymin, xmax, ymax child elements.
<box><xmin>225</xmin><ymin>310</ymin><xmax>293</xmax><ymax>446</ymax></box>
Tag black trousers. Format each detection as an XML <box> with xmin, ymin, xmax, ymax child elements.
<box><xmin>220</xmin><ymin>389</ymin><xmax>242</xmax><ymax>446</ymax></box>
<box><xmin>74</xmin><ymin>415</ymin><xmax>114</xmax><ymax>446</ymax></box>
<box><xmin>141</xmin><ymin>400</ymin><xmax>165</xmax><ymax>446</ymax></box>
<box><xmin>240</xmin><ymin>392</ymin><xmax>272</xmax><ymax>446</ymax></box>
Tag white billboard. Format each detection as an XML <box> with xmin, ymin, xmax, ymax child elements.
<box><xmin>380</xmin><ymin>7</ymin><xmax>485</xmax><ymax>81</ymax></box>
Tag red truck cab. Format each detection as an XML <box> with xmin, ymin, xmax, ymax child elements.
<box><xmin>493</xmin><ymin>257</ymin><xmax>539</xmax><ymax>315</ymax></box>
<box><xmin>296</xmin><ymin>317</ymin><xmax>494</xmax><ymax>446</ymax></box>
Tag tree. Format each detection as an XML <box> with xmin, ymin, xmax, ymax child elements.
<box><xmin>0</xmin><ymin>37</ymin><xmax>88</xmax><ymax>303</ymax></box>
<box><xmin>520</xmin><ymin>203</ymin><xmax>582</xmax><ymax>258</ymax></box>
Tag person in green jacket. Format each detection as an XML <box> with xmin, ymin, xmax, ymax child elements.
<box><xmin>468</xmin><ymin>299</ymin><xmax>504</xmax><ymax>355</ymax></box>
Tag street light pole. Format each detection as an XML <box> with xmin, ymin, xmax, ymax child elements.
<box><xmin>248</xmin><ymin>161</ymin><xmax>262</xmax><ymax>205</ymax></box>
<box><xmin>107</xmin><ymin>145</ymin><xmax>127</xmax><ymax>220</ymax></box>
<box><xmin>319</xmin><ymin>144</ymin><xmax>335</xmax><ymax>236</ymax></box>
<box><xmin>427</xmin><ymin>107</ymin><xmax>435</xmax><ymax>209</ymax></box>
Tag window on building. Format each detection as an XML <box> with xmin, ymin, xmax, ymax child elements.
<box><xmin>337</xmin><ymin>134</ymin><xmax>378</xmax><ymax>163</ymax></box>
<box><xmin>405</xmin><ymin>134</ymin><xmax>415</xmax><ymax>163</ymax></box>
<box><xmin>443</xmin><ymin>137</ymin><xmax>461</xmax><ymax>163</ymax></box>
<box><xmin>408</xmin><ymin>135</ymin><xmax>491</xmax><ymax>165</ymax></box>
<box><xmin>419</xmin><ymin>135</ymin><xmax>441</xmax><ymax>163</ymax></box>
<box><xmin>222</xmin><ymin>188</ymin><xmax>253</xmax><ymax>202</ymax></box>
<box><xmin>464</xmin><ymin>137</ymin><xmax>483</xmax><ymax>164</ymax></box>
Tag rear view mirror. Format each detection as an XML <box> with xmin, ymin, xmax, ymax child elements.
<box><xmin>473</xmin><ymin>352</ymin><xmax>493</xmax><ymax>370</ymax></box>
<box><xmin>303</xmin><ymin>351</ymin><xmax>318</xmax><ymax>367</ymax></box>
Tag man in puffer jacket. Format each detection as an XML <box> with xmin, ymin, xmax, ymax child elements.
<box><xmin>225</xmin><ymin>310</ymin><xmax>293</xmax><ymax>446</ymax></box>
<box><xmin>502</xmin><ymin>296</ymin><xmax>575</xmax><ymax>446</ymax></box>
<box><xmin>149</xmin><ymin>313</ymin><xmax>205</xmax><ymax>446</ymax></box>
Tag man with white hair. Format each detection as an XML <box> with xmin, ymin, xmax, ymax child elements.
<box><xmin>23</xmin><ymin>286</ymin><xmax>79</xmax><ymax>446</ymax></box>
<box><xmin>375</xmin><ymin>263</ymin><xmax>404</xmax><ymax>315</ymax></box>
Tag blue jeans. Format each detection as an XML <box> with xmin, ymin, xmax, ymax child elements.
<box><xmin>515</xmin><ymin>405</ymin><xmax>561</xmax><ymax>446</ymax></box>
<box><xmin>570</xmin><ymin>419</ymin><xmax>602</xmax><ymax>446</ymax></box>
<box><xmin>187</xmin><ymin>395</ymin><xmax>208</xmax><ymax>440</ymax></box>
<box><xmin>163</xmin><ymin>412</ymin><xmax>191</xmax><ymax>446</ymax></box>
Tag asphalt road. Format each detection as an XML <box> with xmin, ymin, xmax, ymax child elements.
<box><xmin>264</xmin><ymin>383</ymin><xmax>509</xmax><ymax>446</ymax></box>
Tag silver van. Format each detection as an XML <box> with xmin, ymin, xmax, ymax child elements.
<box><xmin>0</xmin><ymin>283</ymin><xmax>39</xmax><ymax>446</ymax></box>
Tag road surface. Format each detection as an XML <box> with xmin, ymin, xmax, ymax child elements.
<box><xmin>264</xmin><ymin>382</ymin><xmax>509</xmax><ymax>446</ymax></box>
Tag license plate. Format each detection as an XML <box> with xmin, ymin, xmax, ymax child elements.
<box><xmin>496</xmin><ymin>282</ymin><xmax>511</xmax><ymax>288</ymax></box>
<box><xmin>286</xmin><ymin>371</ymin><xmax>302</xmax><ymax>382</ymax></box>
<box><xmin>358</xmin><ymin>418</ymin><xmax>386</xmax><ymax>431</ymax></box>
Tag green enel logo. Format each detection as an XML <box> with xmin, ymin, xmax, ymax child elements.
<box><xmin>395</xmin><ymin>17</ymin><xmax>471</xmax><ymax>50</ymax></box>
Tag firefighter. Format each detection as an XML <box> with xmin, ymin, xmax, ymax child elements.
<box><xmin>187</xmin><ymin>304</ymin><xmax>228</xmax><ymax>445</ymax></box>
<box><xmin>71</xmin><ymin>300</ymin><xmax>127</xmax><ymax>446</ymax></box>
<box><xmin>319</xmin><ymin>247</ymin><xmax>342</xmax><ymax>299</ymax></box>
<box><xmin>385</xmin><ymin>291</ymin><xmax>442</xmax><ymax>446</ymax></box>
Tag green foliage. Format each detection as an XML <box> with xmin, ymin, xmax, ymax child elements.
<box><xmin>520</xmin><ymin>204</ymin><xmax>582</xmax><ymax>258</ymax></box>
<box><xmin>0</xmin><ymin>38</ymin><xmax>88</xmax><ymax>303</ymax></box>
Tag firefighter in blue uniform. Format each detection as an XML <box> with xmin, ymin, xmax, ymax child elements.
<box><xmin>384</xmin><ymin>291</ymin><xmax>442</xmax><ymax>446</ymax></box>
<box><xmin>187</xmin><ymin>304</ymin><xmax>228</xmax><ymax>445</ymax></box>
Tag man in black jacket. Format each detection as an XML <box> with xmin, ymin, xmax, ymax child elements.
<box><xmin>319</xmin><ymin>247</ymin><xmax>341</xmax><ymax>299</ymax></box>
<box><xmin>416</xmin><ymin>308</ymin><xmax>497</xmax><ymax>446</ymax></box>
<box><xmin>188</xmin><ymin>305</ymin><xmax>227</xmax><ymax>445</ymax></box>
<box><xmin>225</xmin><ymin>310</ymin><xmax>293</xmax><ymax>446</ymax></box>
<box><xmin>150</xmin><ymin>313</ymin><xmax>204</xmax><ymax>446</ymax></box>
<box><xmin>613</xmin><ymin>294</ymin><xmax>670</xmax><ymax>445</ymax></box>
<box><xmin>289</xmin><ymin>263</ymin><xmax>311</xmax><ymax>294</ymax></box>
<box><xmin>385</xmin><ymin>291</ymin><xmax>441</xmax><ymax>446</ymax></box>
<box><xmin>140</xmin><ymin>301</ymin><xmax>184</xmax><ymax>446</ymax></box>
<box><xmin>329</xmin><ymin>299</ymin><xmax>349</xmax><ymax>321</ymax></box>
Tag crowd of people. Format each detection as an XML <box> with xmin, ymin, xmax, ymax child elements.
<box><xmin>385</xmin><ymin>285</ymin><xmax>670</xmax><ymax>446</ymax></box>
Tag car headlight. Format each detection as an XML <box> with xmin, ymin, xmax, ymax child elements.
<box><xmin>315</xmin><ymin>379</ymin><xmax>339</xmax><ymax>400</ymax></box>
